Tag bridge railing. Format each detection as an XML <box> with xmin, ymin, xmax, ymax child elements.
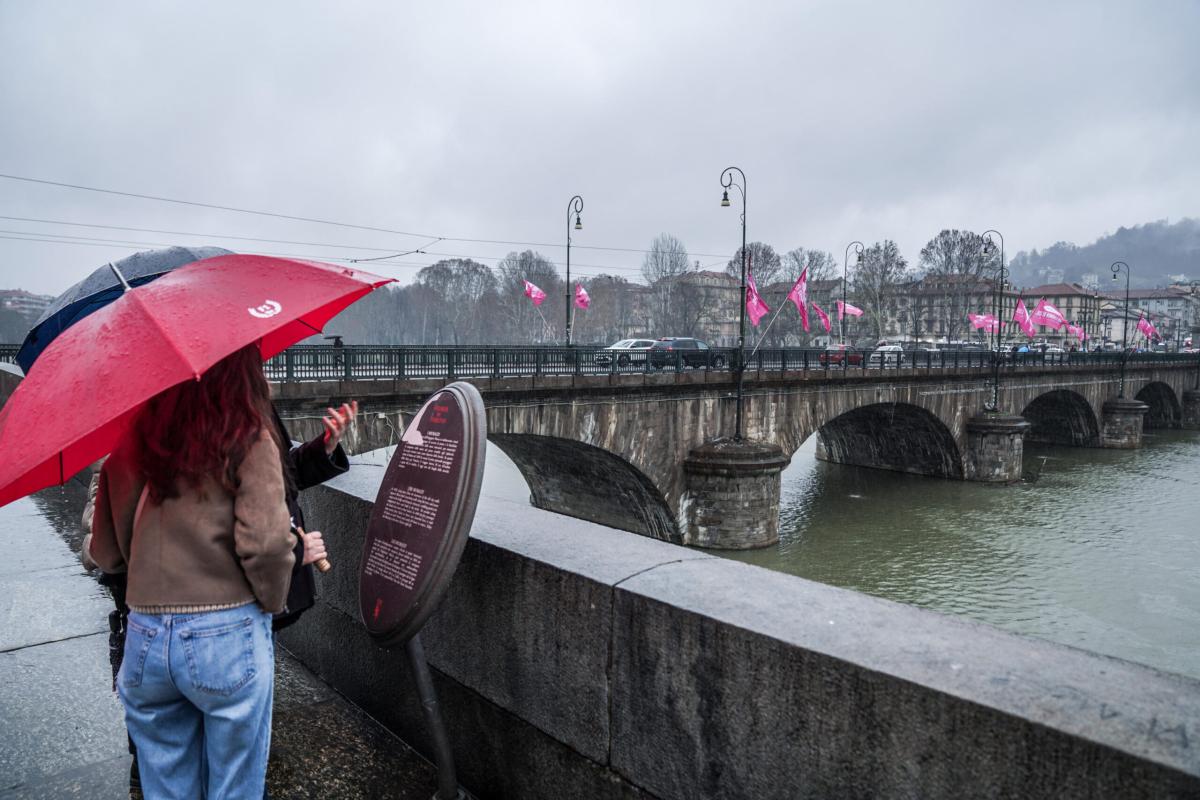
<box><xmin>255</xmin><ymin>344</ymin><xmax>1199</xmax><ymax>382</ymax></box>
<box><xmin>0</xmin><ymin>342</ymin><xmax>1191</xmax><ymax>381</ymax></box>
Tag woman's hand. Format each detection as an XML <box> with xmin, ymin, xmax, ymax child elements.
<box><xmin>323</xmin><ymin>400</ymin><xmax>358</xmax><ymax>455</ymax></box>
<box><xmin>299</xmin><ymin>528</ymin><xmax>328</xmax><ymax>566</ymax></box>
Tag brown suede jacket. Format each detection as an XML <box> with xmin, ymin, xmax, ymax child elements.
<box><xmin>88</xmin><ymin>429</ymin><xmax>296</xmax><ymax>614</ymax></box>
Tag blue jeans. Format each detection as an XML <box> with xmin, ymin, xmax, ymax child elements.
<box><xmin>118</xmin><ymin>603</ymin><xmax>275</xmax><ymax>800</ymax></box>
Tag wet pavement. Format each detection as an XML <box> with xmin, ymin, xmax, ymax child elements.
<box><xmin>0</xmin><ymin>482</ymin><xmax>441</xmax><ymax>799</ymax></box>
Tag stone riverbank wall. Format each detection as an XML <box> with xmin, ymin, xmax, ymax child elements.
<box><xmin>280</xmin><ymin>465</ymin><xmax>1200</xmax><ymax>799</ymax></box>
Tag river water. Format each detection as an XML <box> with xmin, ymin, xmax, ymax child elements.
<box><xmin>723</xmin><ymin>429</ymin><xmax>1200</xmax><ymax>681</ymax></box>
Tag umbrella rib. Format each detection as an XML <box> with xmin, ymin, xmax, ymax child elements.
<box><xmin>128</xmin><ymin>291</ymin><xmax>205</xmax><ymax>379</ymax></box>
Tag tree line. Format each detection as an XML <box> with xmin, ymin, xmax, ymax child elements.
<box><xmin>318</xmin><ymin>229</ymin><xmax>1003</xmax><ymax>347</ymax></box>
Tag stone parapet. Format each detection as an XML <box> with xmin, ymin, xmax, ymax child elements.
<box><xmin>280</xmin><ymin>469</ymin><xmax>1200</xmax><ymax>799</ymax></box>
<box><xmin>1101</xmin><ymin>398</ymin><xmax>1150</xmax><ymax>449</ymax></box>
<box><xmin>682</xmin><ymin>438</ymin><xmax>790</xmax><ymax>549</ymax></box>
<box><xmin>964</xmin><ymin>413</ymin><xmax>1031</xmax><ymax>483</ymax></box>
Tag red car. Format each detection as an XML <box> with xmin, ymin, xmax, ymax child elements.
<box><xmin>818</xmin><ymin>344</ymin><xmax>863</xmax><ymax>366</ymax></box>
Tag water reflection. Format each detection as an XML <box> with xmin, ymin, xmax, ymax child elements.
<box><xmin>723</xmin><ymin>429</ymin><xmax>1200</xmax><ymax>680</ymax></box>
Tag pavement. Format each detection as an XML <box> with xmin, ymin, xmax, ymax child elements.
<box><xmin>0</xmin><ymin>482</ymin><xmax>441</xmax><ymax>799</ymax></box>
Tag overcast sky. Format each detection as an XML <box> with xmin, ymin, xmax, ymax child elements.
<box><xmin>1</xmin><ymin>0</ymin><xmax>1197</xmax><ymax>296</ymax></box>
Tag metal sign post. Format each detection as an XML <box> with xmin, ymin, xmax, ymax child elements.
<box><xmin>358</xmin><ymin>381</ymin><xmax>486</xmax><ymax>800</ymax></box>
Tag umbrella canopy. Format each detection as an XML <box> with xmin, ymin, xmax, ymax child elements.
<box><xmin>17</xmin><ymin>246</ymin><xmax>235</xmax><ymax>373</ymax></box>
<box><xmin>0</xmin><ymin>254</ymin><xmax>392</xmax><ymax>508</ymax></box>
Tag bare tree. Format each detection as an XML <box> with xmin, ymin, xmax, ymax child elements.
<box><xmin>415</xmin><ymin>258</ymin><xmax>499</xmax><ymax>344</ymax></box>
<box><xmin>918</xmin><ymin>229</ymin><xmax>990</xmax><ymax>341</ymax></box>
<box><xmin>496</xmin><ymin>250</ymin><xmax>562</xmax><ymax>344</ymax></box>
<box><xmin>641</xmin><ymin>233</ymin><xmax>691</xmax><ymax>283</ymax></box>
<box><xmin>573</xmin><ymin>274</ymin><xmax>638</xmax><ymax>344</ymax></box>
<box><xmin>726</xmin><ymin>242</ymin><xmax>782</xmax><ymax>288</ymax></box>
<box><xmin>855</xmin><ymin>240</ymin><xmax>910</xmax><ymax>341</ymax></box>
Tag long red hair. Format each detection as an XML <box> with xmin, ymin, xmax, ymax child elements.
<box><xmin>136</xmin><ymin>343</ymin><xmax>282</xmax><ymax>502</ymax></box>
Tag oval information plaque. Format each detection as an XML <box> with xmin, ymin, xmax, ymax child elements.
<box><xmin>358</xmin><ymin>381</ymin><xmax>486</xmax><ymax>647</ymax></box>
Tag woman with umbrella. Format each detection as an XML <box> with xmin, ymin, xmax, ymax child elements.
<box><xmin>87</xmin><ymin>343</ymin><xmax>295</xmax><ymax>798</ymax></box>
<box><xmin>0</xmin><ymin>251</ymin><xmax>393</xmax><ymax>798</ymax></box>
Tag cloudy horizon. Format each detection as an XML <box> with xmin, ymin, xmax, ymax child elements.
<box><xmin>1</xmin><ymin>0</ymin><xmax>1197</xmax><ymax>296</ymax></box>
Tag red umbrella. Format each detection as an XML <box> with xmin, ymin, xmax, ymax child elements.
<box><xmin>0</xmin><ymin>254</ymin><xmax>392</xmax><ymax>507</ymax></box>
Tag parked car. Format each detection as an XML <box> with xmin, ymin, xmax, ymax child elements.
<box><xmin>818</xmin><ymin>343</ymin><xmax>863</xmax><ymax>366</ymax></box>
<box><xmin>868</xmin><ymin>344</ymin><xmax>905</xmax><ymax>368</ymax></box>
<box><xmin>594</xmin><ymin>338</ymin><xmax>656</xmax><ymax>367</ymax></box>
<box><xmin>648</xmin><ymin>337</ymin><xmax>725</xmax><ymax>369</ymax></box>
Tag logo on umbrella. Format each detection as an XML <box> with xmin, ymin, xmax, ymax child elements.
<box><xmin>248</xmin><ymin>300</ymin><xmax>282</xmax><ymax>319</ymax></box>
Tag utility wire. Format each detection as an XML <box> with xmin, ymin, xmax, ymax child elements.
<box><xmin>0</xmin><ymin>232</ymin><xmax>696</xmax><ymax>283</ymax></box>
<box><xmin>0</xmin><ymin>173</ymin><xmax>732</xmax><ymax>259</ymax></box>
<box><xmin>0</xmin><ymin>173</ymin><xmax>436</xmax><ymax>239</ymax></box>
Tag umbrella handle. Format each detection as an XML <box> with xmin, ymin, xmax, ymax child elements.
<box><xmin>296</xmin><ymin>526</ymin><xmax>333</xmax><ymax>573</ymax></box>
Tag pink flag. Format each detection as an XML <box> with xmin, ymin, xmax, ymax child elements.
<box><xmin>574</xmin><ymin>283</ymin><xmax>590</xmax><ymax>310</ymax></box>
<box><xmin>1029</xmin><ymin>298</ymin><xmax>1067</xmax><ymax>330</ymax></box>
<box><xmin>836</xmin><ymin>300</ymin><xmax>864</xmax><ymax>319</ymax></box>
<box><xmin>523</xmin><ymin>279</ymin><xmax>546</xmax><ymax>306</ymax></box>
<box><xmin>968</xmin><ymin>313</ymin><xmax>999</xmax><ymax>331</ymax></box>
<box><xmin>1012</xmin><ymin>299</ymin><xmax>1036</xmax><ymax>338</ymax></box>
<box><xmin>811</xmin><ymin>301</ymin><xmax>831</xmax><ymax>333</ymax></box>
<box><xmin>1136</xmin><ymin>314</ymin><xmax>1158</xmax><ymax>341</ymax></box>
<box><xmin>746</xmin><ymin>270</ymin><xmax>770</xmax><ymax>327</ymax></box>
<box><xmin>786</xmin><ymin>269</ymin><xmax>810</xmax><ymax>332</ymax></box>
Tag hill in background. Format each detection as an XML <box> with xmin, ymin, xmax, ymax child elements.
<box><xmin>1008</xmin><ymin>218</ymin><xmax>1200</xmax><ymax>289</ymax></box>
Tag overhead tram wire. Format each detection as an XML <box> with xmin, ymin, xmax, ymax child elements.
<box><xmin>0</xmin><ymin>217</ymin><xmax>729</xmax><ymax>278</ymax></box>
<box><xmin>0</xmin><ymin>174</ymin><xmax>731</xmax><ymax>260</ymax></box>
<box><xmin>0</xmin><ymin>232</ymin><xmax>709</xmax><ymax>284</ymax></box>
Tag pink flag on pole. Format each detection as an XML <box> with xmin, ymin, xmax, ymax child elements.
<box><xmin>574</xmin><ymin>283</ymin><xmax>590</xmax><ymax>310</ymax></box>
<box><xmin>1029</xmin><ymin>298</ymin><xmax>1067</xmax><ymax>330</ymax></box>
<box><xmin>811</xmin><ymin>301</ymin><xmax>831</xmax><ymax>333</ymax></box>
<box><xmin>968</xmin><ymin>313</ymin><xmax>997</xmax><ymax>330</ymax></box>
<box><xmin>1136</xmin><ymin>314</ymin><xmax>1157</xmax><ymax>340</ymax></box>
<box><xmin>836</xmin><ymin>300</ymin><xmax>864</xmax><ymax>319</ymax></box>
<box><xmin>786</xmin><ymin>268</ymin><xmax>810</xmax><ymax>332</ymax></box>
<box><xmin>1012</xmin><ymin>299</ymin><xmax>1036</xmax><ymax>338</ymax></box>
<box><xmin>746</xmin><ymin>270</ymin><xmax>770</xmax><ymax>327</ymax></box>
<box><xmin>523</xmin><ymin>279</ymin><xmax>546</xmax><ymax>306</ymax></box>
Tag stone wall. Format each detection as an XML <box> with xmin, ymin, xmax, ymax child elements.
<box><xmin>280</xmin><ymin>468</ymin><xmax>1200</xmax><ymax>799</ymax></box>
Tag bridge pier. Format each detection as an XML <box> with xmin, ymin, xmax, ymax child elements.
<box><xmin>1100</xmin><ymin>398</ymin><xmax>1150</xmax><ymax>448</ymax></box>
<box><xmin>1183</xmin><ymin>389</ymin><xmax>1200</xmax><ymax>430</ymax></box>
<box><xmin>682</xmin><ymin>439</ymin><xmax>790</xmax><ymax>549</ymax></box>
<box><xmin>964</xmin><ymin>414</ymin><xmax>1031</xmax><ymax>483</ymax></box>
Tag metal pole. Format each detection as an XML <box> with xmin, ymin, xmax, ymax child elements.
<box><xmin>565</xmin><ymin>195</ymin><xmax>583</xmax><ymax>347</ymax></box>
<box><xmin>721</xmin><ymin>167</ymin><xmax>747</xmax><ymax>441</ymax></box>
<box><xmin>406</xmin><ymin>634</ymin><xmax>465</xmax><ymax>800</ymax></box>
<box><xmin>1112</xmin><ymin>261</ymin><xmax>1131</xmax><ymax>398</ymax></box>
<box><xmin>982</xmin><ymin>230</ymin><xmax>1005</xmax><ymax>412</ymax></box>
<box><xmin>843</xmin><ymin>242</ymin><xmax>863</xmax><ymax>348</ymax></box>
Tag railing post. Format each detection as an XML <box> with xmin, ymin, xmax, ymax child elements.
<box><xmin>447</xmin><ymin>348</ymin><xmax>457</xmax><ymax>380</ymax></box>
<box><xmin>285</xmin><ymin>348</ymin><xmax>295</xmax><ymax>382</ymax></box>
<box><xmin>535</xmin><ymin>348</ymin><xmax>543</xmax><ymax>377</ymax></box>
<box><xmin>342</xmin><ymin>348</ymin><xmax>352</xmax><ymax>380</ymax></box>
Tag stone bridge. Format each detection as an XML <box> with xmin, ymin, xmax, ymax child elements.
<box><xmin>274</xmin><ymin>360</ymin><xmax>1200</xmax><ymax>549</ymax></box>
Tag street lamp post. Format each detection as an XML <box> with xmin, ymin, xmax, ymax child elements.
<box><xmin>564</xmin><ymin>195</ymin><xmax>583</xmax><ymax>346</ymax></box>
<box><xmin>720</xmin><ymin>167</ymin><xmax>747</xmax><ymax>440</ymax></box>
<box><xmin>981</xmin><ymin>230</ymin><xmax>1007</xmax><ymax>412</ymax></box>
<box><xmin>843</xmin><ymin>241</ymin><xmax>864</xmax><ymax>347</ymax></box>
<box><xmin>1111</xmin><ymin>261</ymin><xmax>1131</xmax><ymax>398</ymax></box>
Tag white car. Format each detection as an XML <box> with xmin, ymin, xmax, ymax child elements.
<box><xmin>868</xmin><ymin>344</ymin><xmax>904</xmax><ymax>368</ymax></box>
<box><xmin>593</xmin><ymin>338</ymin><xmax>656</xmax><ymax>367</ymax></box>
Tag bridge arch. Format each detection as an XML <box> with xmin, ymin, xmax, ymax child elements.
<box><xmin>488</xmin><ymin>433</ymin><xmax>679</xmax><ymax>543</ymax></box>
<box><xmin>1134</xmin><ymin>381</ymin><xmax>1181</xmax><ymax>429</ymax></box>
<box><xmin>785</xmin><ymin>402</ymin><xmax>963</xmax><ymax>480</ymax></box>
<box><xmin>1021</xmin><ymin>390</ymin><xmax>1101</xmax><ymax>447</ymax></box>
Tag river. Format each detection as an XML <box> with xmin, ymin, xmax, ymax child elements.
<box><xmin>723</xmin><ymin>429</ymin><xmax>1200</xmax><ymax>681</ymax></box>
